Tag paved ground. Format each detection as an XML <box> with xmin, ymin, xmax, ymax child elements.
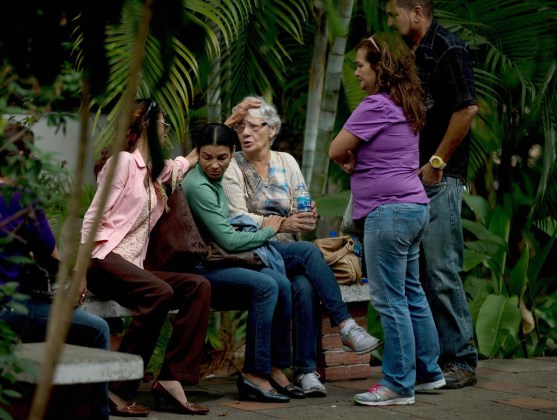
<box><xmin>119</xmin><ymin>357</ymin><xmax>557</xmax><ymax>419</ymax></box>
<box><xmin>117</xmin><ymin>357</ymin><xmax>557</xmax><ymax>420</ymax></box>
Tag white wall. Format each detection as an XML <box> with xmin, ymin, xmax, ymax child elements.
<box><xmin>6</xmin><ymin>113</ymin><xmax>108</xmax><ymax>185</ymax></box>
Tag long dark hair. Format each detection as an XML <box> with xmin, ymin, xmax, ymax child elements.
<box><xmin>196</xmin><ymin>123</ymin><xmax>236</xmax><ymax>152</ymax></box>
<box><xmin>94</xmin><ymin>99</ymin><xmax>165</xmax><ymax>180</ymax></box>
<box><xmin>357</xmin><ymin>33</ymin><xmax>425</xmax><ymax>132</ymax></box>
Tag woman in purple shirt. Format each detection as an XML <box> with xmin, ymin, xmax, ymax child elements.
<box><xmin>0</xmin><ymin>123</ymin><xmax>110</xmax><ymax>419</ymax></box>
<box><xmin>329</xmin><ymin>33</ymin><xmax>443</xmax><ymax>406</ymax></box>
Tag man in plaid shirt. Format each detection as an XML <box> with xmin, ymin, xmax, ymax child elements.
<box><xmin>386</xmin><ymin>0</ymin><xmax>479</xmax><ymax>389</ymax></box>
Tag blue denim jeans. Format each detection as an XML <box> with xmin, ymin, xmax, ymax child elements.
<box><xmin>422</xmin><ymin>177</ymin><xmax>477</xmax><ymax>372</ymax></box>
<box><xmin>195</xmin><ymin>265</ymin><xmax>292</xmax><ymax>375</ymax></box>
<box><xmin>365</xmin><ymin>203</ymin><xmax>443</xmax><ymax>396</ymax></box>
<box><xmin>0</xmin><ymin>300</ymin><xmax>110</xmax><ymax>419</ymax></box>
<box><xmin>271</xmin><ymin>241</ymin><xmax>351</xmax><ymax>374</ymax></box>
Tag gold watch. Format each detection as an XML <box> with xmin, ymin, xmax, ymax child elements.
<box><xmin>429</xmin><ymin>155</ymin><xmax>447</xmax><ymax>169</ymax></box>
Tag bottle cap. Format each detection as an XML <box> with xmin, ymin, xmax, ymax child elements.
<box><xmin>362</xmin><ymin>277</ymin><xmax>368</xmax><ymax>284</ymax></box>
<box><xmin>329</xmin><ymin>231</ymin><xmax>338</xmax><ymax>237</ymax></box>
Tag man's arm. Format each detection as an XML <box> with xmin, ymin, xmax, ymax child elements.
<box><xmin>419</xmin><ymin>105</ymin><xmax>478</xmax><ymax>184</ymax></box>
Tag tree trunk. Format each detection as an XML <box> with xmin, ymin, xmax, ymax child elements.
<box><xmin>309</xmin><ymin>0</ymin><xmax>354</xmax><ymax>198</ymax></box>
<box><xmin>302</xmin><ymin>1</ymin><xmax>328</xmax><ymax>186</ymax></box>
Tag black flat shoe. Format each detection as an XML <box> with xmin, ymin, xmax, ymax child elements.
<box><xmin>236</xmin><ymin>374</ymin><xmax>290</xmax><ymax>403</ymax></box>
<box><xmin>151</xmin><ymin>381</ymin><xmax>209</xmax><ymax>415</ymax></box>
<box><xmin>267</xmin><ymin>375</ymin><xmax>306</xmax><ymax>399</ymax></box>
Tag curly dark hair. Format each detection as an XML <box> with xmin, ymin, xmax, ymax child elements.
<box><xmin>356</xmin><ymin>32</ymin><xmax>425</xmax><ymax>132</ymax></box>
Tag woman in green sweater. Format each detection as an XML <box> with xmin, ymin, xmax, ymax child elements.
<box><xmin>183</xmin><ymin>123</ymin><xmax>303</xmax><ymax>402</ymax></box>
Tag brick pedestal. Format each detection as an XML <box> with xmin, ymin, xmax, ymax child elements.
<box><xmin>316</xmin><ymin>284</ymin><xmax>372</xmax><ymax>382</ymax></box>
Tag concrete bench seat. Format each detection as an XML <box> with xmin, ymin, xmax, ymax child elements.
<box><xmin>338</xmin><ymin>282</ymin><xmax>371</xmax><ymax>303</ymax></box>
<box><xmin>79</xmin><ymin>294</ymin><xmax>133</xmax><ymax>319</ymax></box>
<box><xmin>15</xmin><ymin>342</ymin><xmax>144</xmax><ymax>385</ymax></box>
<box><xmin>80</xmin><ymin>283</ymin><xmax>370</xmax><ymax>319</ymax></box>
<box><xmin>78</xmin><ymin>283</ymin><xmax>372</xmax><ymax>383</ymax></box>
<box><xmin>9</xmin><ymin>344</ymin><xmax>143</xmax><ymax>418</ymax></box>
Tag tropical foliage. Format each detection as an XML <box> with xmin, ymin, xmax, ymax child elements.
<box><xmin>1</xmin><ymin>3</ymin><xmax>556</xmax><ymax>417</ymax></box>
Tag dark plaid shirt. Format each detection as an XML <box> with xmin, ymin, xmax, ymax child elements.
<box><xmin>415</xmin><ymin>19</ymin><xmax>477</xmax><ymax>181</ymax></box>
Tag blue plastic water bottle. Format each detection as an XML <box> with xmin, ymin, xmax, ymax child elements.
<box><xmin>352</xmin><ymin>236</ymin><xmax>362</xmax><ymax>268</ymax></box>
<box><xmin>294</xmin><ymin>183</ymin><xmax>312</xmax><ymax>213</ymax></box>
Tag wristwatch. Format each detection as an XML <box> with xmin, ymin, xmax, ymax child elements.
<box><xmin>429</xmin><ymin>155</ymin><xmax>447</xmax><ymax>169</ymax></box>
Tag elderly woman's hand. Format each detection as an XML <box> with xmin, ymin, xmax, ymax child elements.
<box><xmin>265</xmin><ymin>215</ymin><xmax>285</xmax><ymax>233</ymax></box>
<box><xmin>279</xmin><ymin>212</ymin><xmax>316</xmax><ymax>233</ymax></box>
<box><xmin>224</xmin><ymin>98</ymin><xmax>262</xmax><ymax>127</ymax></box>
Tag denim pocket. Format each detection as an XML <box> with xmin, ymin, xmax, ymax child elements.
<box><xmin>393</xmin><ymin>204</ymin><xmax>429</xmax><ymax>244</ymax></box>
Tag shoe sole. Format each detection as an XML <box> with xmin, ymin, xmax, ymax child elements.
<box><xmin>354</xmin><ymin>396</ymin><xmax>415</xmax><ymax>406</ymax></box>
<box><xmin>415</xmin><ymin>378</ymin><xmax>446</xmax><ymax>392</ymax></box>
<box><xmin>442</xmin><ymin>377</ymin><xmax>477</xmax><ymax>389</ymax></box>
<box><xmin>304</xmin><ymin>390</ymin><xmax>327</xmax><ymax>398</ymax></box>
<box><xmin>342</xmin><ymin>339</ymin><xmax>383</xmax><ymax>355</ymax></box>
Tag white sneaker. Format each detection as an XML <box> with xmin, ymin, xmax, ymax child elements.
<box><xmin>354</xmin><ymin>384</ymin><xmax>415</xmax><ymax>406</ymax></box>
<box><xmin>295</xmin><ymin>372</ymin><xmax>327</xmax><ymax>397</ymax></box>
<box><xmin>415</xmin><ymin>378</ymin><xmax>446</xmax><ymax>392</ymax></box>
<box><xmin>340</xmin><ymin>321</ymin><xmax>382</xmax><ymax>355</ymax></box>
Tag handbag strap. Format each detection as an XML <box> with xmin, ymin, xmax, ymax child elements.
<box><xmin>160</xmin><ymin>160</ymin><xmax>179</xmax><ymax>213</ymax></box>
<box><xmin>171</xmin><ymin>160</ymin><xmax>179</xmax><ymax>193</ymax></box>
<box><xmin>325</xmin><ymin>241</ymin><xmax>351</xmax><ymax>265</ymax></box>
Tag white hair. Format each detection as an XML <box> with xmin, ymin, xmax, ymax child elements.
<box><xmin>234</xmin><ymin>95</ymin><xmax>282</xmax><ymax>140</ymax></box>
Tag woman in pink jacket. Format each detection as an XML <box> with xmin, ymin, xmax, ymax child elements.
<box><xmin>81</xmin><ymin>99</ymin><xmax>211</xmax><ymax>416</ymax></box>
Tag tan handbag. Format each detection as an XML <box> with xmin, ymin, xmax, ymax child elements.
<box><xmin>313</xmin><ymin>235</ymin><xmax>362</xmax><ymax>285</ymax></box>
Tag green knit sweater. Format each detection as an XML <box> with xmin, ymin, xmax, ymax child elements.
<box><xmin>182</xmin><ymin>164</ymin><xmax>275</xmax><ymax>251</ymax></box>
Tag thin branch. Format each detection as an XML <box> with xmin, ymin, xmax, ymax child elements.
<box><xmin>28</xmin><ymin>0</ymin><xmax>155</xmax><ymax>418</ymax></box>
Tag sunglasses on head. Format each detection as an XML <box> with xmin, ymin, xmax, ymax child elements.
<box><xmin>142</xmin><ymin>100</ymin><xmax>157</xmax><ymax>125</ymax></box>
<box><xmin>368</xmin><ymin>35</ymin><xmax>380</xmax><ymax>52</ymax></box>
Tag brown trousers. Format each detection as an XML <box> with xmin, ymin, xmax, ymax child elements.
<box><xmin>88</xmin><ymin>252</ymin><xmax>211</xmax><ymax>399</ymax></box>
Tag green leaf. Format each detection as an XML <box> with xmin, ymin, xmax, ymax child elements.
<box><xmin>465</xmin><ymin>240</ymin><xmax>505</xmax><ymax>257</ymax></box>
<box><xmin>463</xmin><ymin>193</ymin><xmax>491</xmax><ymax>226</ymax></box>
<box><xmin>462</xmin><ymin>220</ymin><xmax>508</xmax><ymax>249</ymax></box>
<box><xmin>476</xmin><ymin>294</ymin><xmax>521</xmax><ymax>357</ymax></box>
<box><xmin>463</xmin><ymin>249</ymin><xmax>488</xmax><ymax>271</ymax></box>
<box><xmin>464</xmin><ymin>275</ymin><xmax>491</xmax><ymax>326</ymax></box>
<box><xmin>508</xmin><ymin>243</ymin><xmax>529</xmax><ymax>298</ymax></box>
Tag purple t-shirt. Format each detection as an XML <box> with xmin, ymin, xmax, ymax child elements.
<box><xmin>343</xmin><ymin>93</ymin><xmax>429</xmax><ymax>220</ymax></box>
<box><xmin>0</xmin><ymin>185</ymin><xmax>56</xmax><ymax>283</ymax></box>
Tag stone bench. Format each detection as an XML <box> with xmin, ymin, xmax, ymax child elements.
<box><xmin>15</xmin><ymin>342</ymin><xmax>143</xmax><ymax>385</ymax></box>
<box><xmin>80</xmin><ymin>283</ymin><xmax>372</xmax><ymax>382</ymax></box>
<box><xmin>8</xmin><ymin>343</ymin><xmax>143</xmax><ymax>418</ymax></box>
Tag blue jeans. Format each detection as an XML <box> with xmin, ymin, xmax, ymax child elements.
<box><xmin>0</xmin><ymin>300</ymin><xmax>110</xmax><ymax>419</ymax></box>
<box><xmin>422</xmin><ymin>177</ymin><xmax>477</xmax><ymax>372</ymax></box>
<box><xmin>365</xmin><ymin>203</ymin><xmax>443</xmax><ymax>396</ymax></box>
<box><xmin>195</xmin><ymin>265</ymin><xmax>292</xmax><ymax>375</ymax></box>
<box><xmin>271</xmin><ymin>241</ymin><xmax>351</xmax><ymax>374</ymax></box>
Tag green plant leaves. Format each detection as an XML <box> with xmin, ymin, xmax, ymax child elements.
<box><xmin>476</xmin><ymin>294</ymin><xmax>521</xmax><ymax>357</ymax></box>
<box><xmin>509</xmin><ymin>243</ymin><xmax>529</xmax><ymax>298</ymax></box>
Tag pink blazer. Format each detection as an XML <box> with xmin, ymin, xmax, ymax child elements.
<box><xmin>81</xmin><ymin>149</ymin><xmax>191</xmax><ymax>266</ymax></box>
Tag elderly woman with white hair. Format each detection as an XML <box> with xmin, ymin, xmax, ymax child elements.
<box><xmin>222</xmin><ymin>96</ymin><xmax>382</xmax><ymax>397</ymax></box>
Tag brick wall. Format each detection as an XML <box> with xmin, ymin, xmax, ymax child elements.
<box><xmin>316</xmin><ymin>301</ymin><xmax>372</xmax><ymax>381</ymax></box>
